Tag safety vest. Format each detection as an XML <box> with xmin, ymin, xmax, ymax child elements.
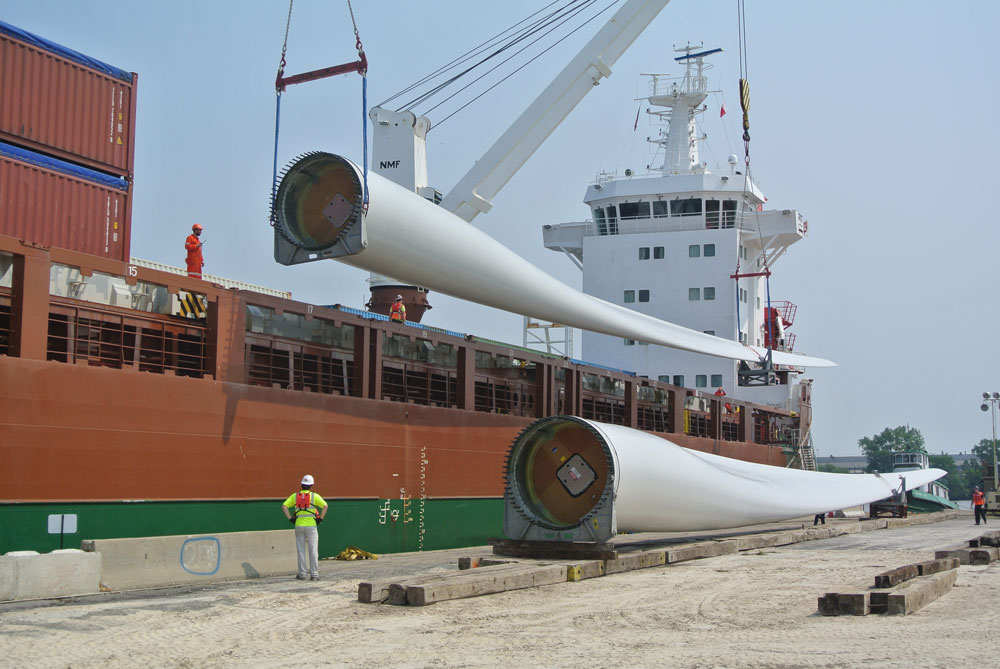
<box><xmin>973</xmin><ymin>490</ymin><xmax>985</xmax><ymax>506</ymax></box>
<box><xmin>390</xmin><ymin>300</ymin><xmax>406</xmax><ymax>322</ymax></box>
<box><xmin>294</xmin><ymin>491</ymin><xmax>321</xmax><ymax>519</ymax></box>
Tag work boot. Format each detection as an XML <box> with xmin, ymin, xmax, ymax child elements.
<box><xmin>310</xmin><ymin>575</ymin><xmax>321</xmax><ymax>581</ymax></box>
<box><xmin>296</xmin><ymin>575</ymin><xmax>307</xmax><ymax>580</ymax></box>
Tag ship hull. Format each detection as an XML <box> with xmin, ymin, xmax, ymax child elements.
<box><xmin>0</xmin><ymin>354</ymin><xmax>787</xmax><ymax>555</ymax></box>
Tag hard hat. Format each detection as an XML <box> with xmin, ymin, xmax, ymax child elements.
<box><xmin>396</xmin><ymin>294</ymin><xmax>403</xmax><ymax>300</ymax></box>
<box><xmin>192</xmin><ymin>223</ymin><xmax>203</xmax><ymax>231</ymax></box>
<box><xmin>301</xmin><ymin>474</ymin><xmax>314</xmax><ymax>486</ymax></box>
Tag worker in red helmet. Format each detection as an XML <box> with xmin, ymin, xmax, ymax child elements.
<box><xmin>185</xmin><ymin>224</ymin><xmax>204</xmax><ymax>279</ymax></box>
<box><xmin>390</xmin><ymin>294</ymin><xmax>406</xmax><ymax>322</ymax></box>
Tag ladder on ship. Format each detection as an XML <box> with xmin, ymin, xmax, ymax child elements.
<box><xmin>798</xmin><ymin>432</ymin><xmax>817</xmax><ymax>472</ymax></box>
<box><xmin>779</xmin><ymin>427</ymin><xmax>817</xmax><ymax>471</ymax></box>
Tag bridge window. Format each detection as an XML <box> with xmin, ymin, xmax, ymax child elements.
<box><xmin>722</xmin><ymin>200</ymin><xmax>738</xmax><ymax>228</ymax></box>
<box><xmin>653</xmin><ymin>246</ymin><xmax>664</xmax><ymax>259</ymax></box>
<box><xmin>618</xmin><ymin>201</ymin><xmax>650</xmax><ymax>220</ymax></box>
<box><xmin>689</xmin><ymin>245</ymin><xmax>700</xmax><ymax>258</ymax></box>
<box><xmin>594</xmin><ymin>208</ymin><xmax>607</xmax><ymax>235</ymax></box>
<box><xmin>704</xmin><ymin>244</ymin><xmax>715</xmax><ymax>257</ymax></box>
<box><xmin>673</xmin><ymin>375</ymin><xmax>684</xmax><ymax>387</ymax></box>
<box><xmin>639</xmin><ymin>247</ymin><xmax>650</xmax><ymax>260</ymax></box>
<box><xmin>605</xmin><ymin>206</ymin><xmax>619</xmax><ymax>235</ymax></box>
<box><xmin>696</xmin><ymin>375</ymin><xmax>707</xmax><ymax>388</ymax></box>
<box><xmin>711</xmin><ymin>374</ymin><xmax>723</xmax><ymax>387</ymax></box>
<box><xmin>671</xmin><ymin>198</ymin><xmax>702</xmax><ymax>217</ymax></box>
<box><xmin>704</xmin><ymin>287</ymin><xmax>716</xmax><ymax>300</ymax></box>
<box><xmin>624</xmin><ymin>290</ymin><xmax>635</xmax><ymax>303</ymax></box>
<box><xmin>638</xmin><ymin>290</ymin><xmax>650</xmax><ymax>302</ymax></box>
<box><xmin>652</xmin><ymin>201</ymin><xmax>669</xmax><ymax>218</ymax></box>
<box><xmin>689</xmin><ymin>288</ymin><xmax>701</xmax><ymax>301</ymax></box>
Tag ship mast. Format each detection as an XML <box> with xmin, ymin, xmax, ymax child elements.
<box><xmin>644</xmin><ymin>44</ymin><xmax>720</xmax><ymax>176</ymax></box>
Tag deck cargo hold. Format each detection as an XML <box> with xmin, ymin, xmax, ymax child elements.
<box><xmin>0</xmin><ymin>142</ymin><xmax>131</xmax><ymax>262</ymax></box>
<box><xmin>0</xmin><ymin>20</ymin><xmax>137</xmax><ymax>177</ymax></box>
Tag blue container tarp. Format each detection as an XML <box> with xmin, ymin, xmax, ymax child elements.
<box><xmin>0</xmin><ymin>19</ymin><xmax>132</xmax><ymax>83</ymax></box>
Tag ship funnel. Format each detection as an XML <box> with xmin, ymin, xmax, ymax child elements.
<box><xmin>271</xmin><ymin>152</ymin><xmax>835</xmax><ymax>368</ymax></box>
<box><xmin>503</xmin><ymin>416</ymin><xmax>946</xmax><ymax>542</ymax></box>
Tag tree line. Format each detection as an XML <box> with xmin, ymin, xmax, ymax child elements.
<box><xmin>816</xmin><ymin>425</ymin><xmax>995</xmax><ymax>500</ymax></box>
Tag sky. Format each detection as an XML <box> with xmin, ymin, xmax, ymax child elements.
<box><xmin>3</xmin><ymin>1</ymin><xmax>998</xmax><ymax>458</ymax></box>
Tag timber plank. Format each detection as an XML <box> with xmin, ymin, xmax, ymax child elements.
<box><xmin>969</xmin><ymin>547</ymin><xmax>999</xmax><ymax>565</ymax></box>
<box><xmin>817</xmin><ymin>593</ymin><xmax>870</xmax><ymax>616</ymax></box>
<box><xmin>874</xmin><ymin>564</ymin><xmax>919</xmax><ymax>588</ymax></box>
<box><xmin>406</xmin><ymin>564</ymin><xmax>568</xmax><ymax>606</ymax></box>
<box><xmin>886</xmin><ymin>570</ymin><xmax>958</xmax><ymax>615</ymax></box>
<box><xmin>934</xmin><ymin>548</ymin><xmax>971</xmax><ymax>565</ymax></box>
<box><xmin>667</xmin><ymin>540</ymin><xmax>738</xmax><ymax>564</ymax></box>
<box><xmin>915</xmin><ymin>557</ymin><xmax>960</xmax><ymax>576</ymax></box>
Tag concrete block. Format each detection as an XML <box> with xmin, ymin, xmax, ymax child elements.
<box><xmin>887</xmin><ymin>569</ymin><xmax>958</xmax><ymax>615</ymax></box>
<box><xmin>666</xmin><ymin>540</ymin><xmax>738</xmax><ymax>564</ymax></box>
<box><xmin>0</xmin><ymin>549</ymin><xmax>102</xmax><ymax>601</ymax></box>
<box><xmin>82</xmin><ymin>530</ymin><xmax>296</xmax><ymax>591</ymax></box>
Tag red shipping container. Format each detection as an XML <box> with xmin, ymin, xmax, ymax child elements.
<box><xmin>0</xmin><ymin>21</ymin><xmax>137</xmax><ymax>177</ymax></box>
<box><xmin>0</xmin><ymin>143</ymin><xmax>131</xmax><ymax>262</ymax></box>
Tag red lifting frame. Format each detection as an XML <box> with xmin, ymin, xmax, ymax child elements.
<box><xmin>275</xmin><ymin>54</ymin><xmax>367</xmax><ymax>93</ymax></box>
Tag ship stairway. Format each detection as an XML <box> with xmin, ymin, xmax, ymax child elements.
<box><xmin>798</xmin><ymin>432</ymin><xmax>817</xmax><ymax>472</ymax></box>
<box><xmin>779</xmin><ymin>427</ymin><xmax>817</xmax><ymax>471</ymax></box>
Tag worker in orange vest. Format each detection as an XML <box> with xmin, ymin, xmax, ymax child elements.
<box><xmin>714</xmin><ymin>387</ymin><xmax>732</xmax><ymax>413</ymax></box>
<box><xmin>185</xmin><ymin>223</ymin><xmax>204</xmax><ymax>279</ymax></box>
<box><xmin>972</xmin><ymin>486</ymin><xmax>987</xmax><ymax>525</ymax></box>
<box><xmin>390</xmin><ymin>294</ymin><xmax>406</xmax><ymax>322</ymax></box>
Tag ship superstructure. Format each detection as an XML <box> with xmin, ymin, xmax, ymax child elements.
<box><xmin>543</xmin><ymin>45</ymin><xmax>813</xmax><ymax>425</ymax></box>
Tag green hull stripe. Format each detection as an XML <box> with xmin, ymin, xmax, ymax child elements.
<box><xmin>0</xmin><ymin>498</ymin><xmax>503</xmax><ymax>556</ymax></box>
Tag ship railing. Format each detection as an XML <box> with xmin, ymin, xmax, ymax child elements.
<box><xmin>583</xmin><ymin>213</ymin><xmax>753</xmax><ymax>237</ymax></box>
<box><xmin>244</xmin><ymin>333</ymin><xmax>354</xmax><ymax>395</ymax></box>
<box><xmin>46</xmin><ymin>298</ymin><xmax>209</xmax><ymax>376</ymax></box>
<box><xmin>382</xmin><ymin>359</ymin><xmax>458</xmax><ymax>408</ymax></box>
<box><xmin>474</xmin><ymin>374</ymin><xmax>535</xmax><ymax>417</ymax></box>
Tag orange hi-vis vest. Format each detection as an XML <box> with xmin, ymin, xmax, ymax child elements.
<box><xmin>973</xmin><ymin>490</ymin><xmax>985</xmax><ymax>506</ymax></box>
<box><xmin>390</xmin><ymin>300</ymin><xmax>406</xmax><ymax>322</ymax></box>
<box><xmin>294</xmin><ymin>492</ymin><xmax>321</xmax><ymax>518</ymax></box>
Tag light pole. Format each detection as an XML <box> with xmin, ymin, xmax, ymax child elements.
<box><xmin>980</xmin><ymin>391</ymin><xmax>1000</xmax><ymax>491</ymax></box>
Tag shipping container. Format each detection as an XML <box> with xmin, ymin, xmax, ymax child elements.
<box><xmin>0</xmin><ymin>141</ymin><xmax>131</xmax><ymax>262</ymax></box>
<box><xmin>0</xmin><ymin>20</ymin><xmax>137</xmax><ymax>177</ymax></box>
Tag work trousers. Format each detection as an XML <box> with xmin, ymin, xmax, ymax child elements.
<box><xmin>294</xmin><ymin>525</ymin><xmax>320</xmax><ymax>578</ymax></box>
<box><xmin>975</xmin><ymin>506</ymin><xmax>987</xmax><ymax>525</ymax></box>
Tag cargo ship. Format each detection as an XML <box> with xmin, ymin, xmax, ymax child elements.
<box><xmin>0</xmin><ymin>12</ymin><xmax>812</xmax><ymax>558</ymax></box>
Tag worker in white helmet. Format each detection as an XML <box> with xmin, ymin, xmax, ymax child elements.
<box><xmin>281</xmin><ymin>474</ymin><xmax>328</xmax><ymax>581</ymax></box>
<box><xmin>390</xmin><ymin>294</ymin><xmax>406</xmax><ymax>322</ymax></box>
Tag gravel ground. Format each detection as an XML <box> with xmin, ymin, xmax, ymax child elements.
<box><xmin>1</xmin><ymin>516</ymin><xmax>996</xmax><ymax>668</ymax></box>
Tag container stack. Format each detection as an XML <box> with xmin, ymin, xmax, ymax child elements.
<box><xmin>0</xmin><ymin>20</ymin><xmax>137</xmax><ymax>262</ymax></box>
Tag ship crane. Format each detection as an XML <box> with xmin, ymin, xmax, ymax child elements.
<box><xmin>270</xmin><ymin>0</ymin><xmax>835</xmax><ymax>369</ymax></box>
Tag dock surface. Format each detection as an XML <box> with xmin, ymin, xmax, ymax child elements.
<box><xmin>1</xmin><ymin>517</ymin><xmax>998</xmax><ymax>668</ymax></box>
